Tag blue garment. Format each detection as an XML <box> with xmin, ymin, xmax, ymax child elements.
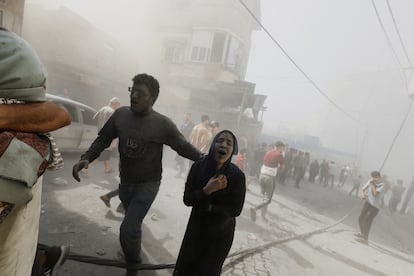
<box><xmin>119</xmin><ymin>181</ymin><xmax>160</xmax><ymax>265</ymax></box>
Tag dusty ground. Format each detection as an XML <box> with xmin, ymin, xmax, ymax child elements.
<box><xmin>38</xmin><ymin>152</ymin><xmax>414</xmax><ymax>275</ymax></box>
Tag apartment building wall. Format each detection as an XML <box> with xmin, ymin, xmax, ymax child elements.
<box><xmin>141</xmin><ymin>0</ymin><xmax>260</xmax><ymax>81</ymax></box>
<box><xmin>0</xmin><ymin>0</ymin><xmax>25</xmax><ymax>34</ymax></box>
<box><xmin>134</xmin><ymin>0</ymin><xmax>262</xmax><ymax>124</ymax></box>
<box><xmin>21</xmin><ymin>3</ymin><xmax>136</xmax><ymax>108</ymax></box>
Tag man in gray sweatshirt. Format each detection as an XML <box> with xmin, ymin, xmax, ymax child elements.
<box><xmin>73</xmin><ymin>73</ymin><xmax>202</xmax><ymax>276</ymax></box>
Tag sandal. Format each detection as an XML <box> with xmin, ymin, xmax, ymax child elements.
<box><xmin>100</xmin><ymin>195</ymin><xmax>111</xmax><ymax>208</ymax></box>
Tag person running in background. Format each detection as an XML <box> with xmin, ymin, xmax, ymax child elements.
<box><xmin>308</xmin><ymin>160</ymin><xmax>320</xmax><ymax>183</ymax></box>
<box><xmin>293</xmin><ymin>151</ymin><xmax>306</xmax><ymax>189</ymax></box>
<box><xmin>189</xmin><ymin>115</ymin><xmax>211</xmax><ymax>153</ymax></box>
<box><xmin>250</xmin><ymin>141</ymin><xmax>285</xmax><ymax>222</ymax></box>
<box><xmin>234</xmin><ymin>148</ymin><xmax>247</xmax><ymax>173</ymax></box>
<box><xmin>354</xmin><ymin>171</ymin><xmax>383</xmax><ymax>245</ymax></box>
<box><xmin>319</xmin><ymin>160</ymin><xmax>329</xmax><ymax>186</ymax></box>
<box><xmin>92</xmin><ymin>97</ymin><xmax>124</xmax><ymax>211</ymax></box>
<box><xmin>204</xmin><ymin>120</ymin><xmax>220</xmax><ymax>154</ymax></box>
<box><xmin>83</xmin><ymin>97</ymin><xmax>121</xmax><ymax>175</ymax></box>
<box><xmin>389</xmin><ymin>180</ymin><xmax>405</xmax><ymax>214</ymax></box>
<box><xmin>379</xmin><ymin>175</ymin><xmax>391</xmax><ymax>208</ymax></box>
<box><xmin>349</xmin><ymin>175</ymin><xmax>362</xmax><ymax>198</ymax></box>
<box><xmin>338</xmin><ymin>165</ymin><xmax>350</xmax><ymax>187</ymax></box>
<box><xmin>175</xmin><ymin>112</ymin><xmax>194</xmax><ymax>178</ymax></box>
<box><xmin>327</xmin><ymin>161</ymin><xmax>337</xmax><ymax>188</ymax></box>
<box><xmin>252</xmin><ymin>143</ymin><xmax>267</xmax><ymax>179</ymax></box>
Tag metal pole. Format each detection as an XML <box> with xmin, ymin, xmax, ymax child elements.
<box><xmin>400</xmin><ymin>176</ymin><xmax>414</xmax><ymax>214</ymax></box>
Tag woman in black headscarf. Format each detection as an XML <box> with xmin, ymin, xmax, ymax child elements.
<box><xmin>173</xmin><ymin>130</ymin><xmax>246</xmax><ymax>276</ymax></box>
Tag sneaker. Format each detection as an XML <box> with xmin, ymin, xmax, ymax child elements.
<box><xmin>250</xmin><ymin>208</ymin><xmax>257</xmax><ymax>222</ymax></box>
<box><xmin>44</xmin><ymin>245</ymin><xmax>70</xmax><ymax>276</ymax></box>
<box><xmin>100</xmin><ymin>195</ymin><xmax>111</xmax><ymax>208</ymax></box>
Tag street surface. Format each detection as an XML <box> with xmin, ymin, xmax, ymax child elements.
<box><xmin>39</xmin><ymin>151</ymin><xmax>414</xmax><ymax>275</ymax></box>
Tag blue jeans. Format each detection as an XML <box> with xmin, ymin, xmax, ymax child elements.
<box><xmin>119</xmin><ymin>181</ymin><xmax>160</xmax><ymax>266</ymax></box>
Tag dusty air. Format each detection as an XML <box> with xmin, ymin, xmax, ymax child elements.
<box><xmin>1</xmin><ymin>0</ymin><xmax>414</xmax><ymax>275</ymax></box>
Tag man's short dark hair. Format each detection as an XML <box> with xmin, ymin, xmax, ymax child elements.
<box><xmin>132</xmin><ymin>73</ymin><xmax>160</xmax><ymax>104</ymax></box>
<box><xmin>371</xmin><ymin>171</ymin><xmax>381</xmax><ymax>178</ymax></box>
<box><xmin>201</xmin><ymin>115</ymin><xmax>210</xmax><ymax>122</ymax></box>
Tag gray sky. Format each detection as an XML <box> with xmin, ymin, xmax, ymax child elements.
<box><xmin>244</xmin><ymin>0</ymin><xmax>414</xmax><ymax>182</ymax></box>
<box><xmin>28</xmin><ymin>0</ymin><xmax>414</xmax><ymax>183</ymax></box>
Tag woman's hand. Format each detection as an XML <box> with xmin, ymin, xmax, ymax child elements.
<box><xmin>203</xmin><ymin>174</ymin><xmax>227</xmax><ymax>195</ymax></box>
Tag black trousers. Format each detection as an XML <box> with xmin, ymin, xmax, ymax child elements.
<box><xmin>358</xmin><ymin>201</ymin><xmax>379</xmax><ymax>240</ymax></box>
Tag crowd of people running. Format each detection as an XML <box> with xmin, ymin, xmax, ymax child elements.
<box><xmin>2</xmin><ymin>28</ymin><xmax>411</xmax><ymax>276</ymax></box>
<box><xmin>243</xmin><ymin>142</ymin><xmax>407</xmax><ymax>214</ymax></box>
<box><xmin>171</xmin><ymin>114</ymin><xmax>409</xmax><ymax>223</ymax></box>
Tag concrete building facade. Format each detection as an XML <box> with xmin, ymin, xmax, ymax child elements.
<box><xmin>6</xmin><ymin>0</ymin><xmax>266</xmax><ymax>147</ymax></box>
<box><xmin>139</xmin><ymin>0</ymin><xmax>266</xmax><ymax>146</ymax></box>
<box><xmin>0</xmin><ymin>0</ymin><xmax>25</xmax><ymax>34</ymax></box>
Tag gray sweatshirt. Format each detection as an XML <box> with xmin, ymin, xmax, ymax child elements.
<box><xmin>81</xmin><ymin>107</ymin><xmax>201</xmax><ymax>184</ymax></box>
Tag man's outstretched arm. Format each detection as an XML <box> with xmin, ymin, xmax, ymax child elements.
<box><xmin>0</xmin><ymin>102</ymin><xmax>71</xmax><ymax>132</ymax></box>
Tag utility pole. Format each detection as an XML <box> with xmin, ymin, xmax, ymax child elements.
<box><xmin>401</xmin><ymin>70</ymin><xmax>414</xmax><ymax>214</ymax></box>
<box><xmin>400</xmin><ymin>177</ymin><xmax>414</xmax><ymax>214</ymax></box>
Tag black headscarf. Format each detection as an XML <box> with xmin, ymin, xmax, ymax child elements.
<box><xmin>197</xmin><ymin>130</ymin><xmax>241</xmax><ymax>187</ymax></box>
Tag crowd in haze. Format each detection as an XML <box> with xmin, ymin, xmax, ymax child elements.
<box><xmin>174</xmin><ymin>111</ymin><xmax>410</xmax><ymax>220</ymax></box>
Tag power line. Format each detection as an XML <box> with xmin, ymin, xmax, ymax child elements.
<box><xmin>370</xmin><ymin>0</ymin><xmax>404</xmax><ymax>68</ymax></box>
<box><xmin>238</xmin><ymin>0</ymin><xmax>358</xmax><ymax>123</ymax></box>
<box><xmin>366</xmin><ymin>0</ymin><xmax>414</xmax><ymax>172</ymax></box>
<box><xmin>386</xmin><ymin>0</ymin><xmax>412</xmax><ymax>66</ymax></box>
<box><xmin>370</xmin><ymin>0</ymin><xmax>408</xmax><ymax>92</ymax></box>
<box><xmin>379</xmin><ymin>100</ymin><xmax>413</xmax><ymax>171</ymax></box>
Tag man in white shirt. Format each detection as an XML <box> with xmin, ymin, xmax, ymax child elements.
<box><xmin>93</xmin><ymin>97</ymin><xmax>121</xmax><ymax>173</ymax></box>
<box><xmin>354</xmin><ymin>171</ymin><xmax>383</xmax><ymax>244</ymax></box>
